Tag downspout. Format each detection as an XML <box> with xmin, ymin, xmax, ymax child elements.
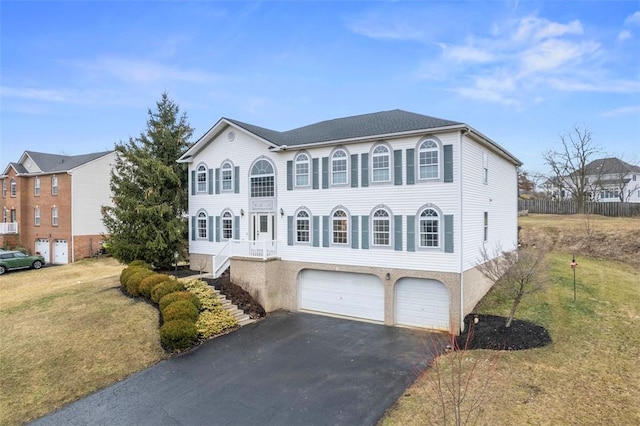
<box><xmin>68</xmin><ymin>171</ymin><xmax>75</xmax><ymax>262</ymax></box>
<box><xmin>458</xmin><ymin>128</ymin><xmax>468</xmax><ymax>333</ymax></box>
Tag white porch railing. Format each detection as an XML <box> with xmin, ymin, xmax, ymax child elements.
<box><xmin>0</xmin><ymin>222</ymin><xmax>18</xmax><ymax>234</ymax></box>
<box><xmin>211</xmin><ymin>240</ymin><xmax>278</xmax><ymax>278</ymax></box>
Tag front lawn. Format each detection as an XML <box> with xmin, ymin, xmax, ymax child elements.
<box><xmin>382</xmin><ymin>216</ymin><xmax>640</xmax><ymax>425</ymax></box>
<box><xmin>0</xmin><ymin>258</ymin><xmax>166</xmax><ymax>425</ymax></box>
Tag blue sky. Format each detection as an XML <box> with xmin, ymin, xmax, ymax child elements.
<box><xmin>1</xmin><ymin>1</ymin><xmax>639</xmax><ymax>174</ymax></box>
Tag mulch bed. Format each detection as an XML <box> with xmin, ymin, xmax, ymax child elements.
<box><xmin>202</xmin><ymin>274</ymin><xmax>266</xmax><ymax>320</ymax></box>
<box><xmin>455</xmin><ymin>314</ymin><xmax>552</xmax><ymax>351</ymax></box>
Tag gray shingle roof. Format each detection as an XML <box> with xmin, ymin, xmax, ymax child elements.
<box><xmin>24</xmin><ymin>150</ymin><xmax>113</xmax><ymax>173</ymax></box>
<box><xmin>585</xmin><ymin>157</ymin><xmax>640</xmax><ymax>176</ymax></box>
<box><xmin>226</xmin><ymin>109</ymin><xmax>462</xmax><ymax>147</ymax></box>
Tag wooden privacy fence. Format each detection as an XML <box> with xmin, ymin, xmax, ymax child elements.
<box><xmin>518</xmin><ymin>199</ymin><xmax>640</xmax><ymax>217</ymax></box>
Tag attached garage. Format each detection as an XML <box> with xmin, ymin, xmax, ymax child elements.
<box><xmin>298</xmin><ymin>270</ymin><xmax>384</xmax><ymax>323</ymax></box>
<box><xmin>395</xmin><ymin>278</ymin><xmax>450</xmax><ymax>331</ymax></box>
<box><xmin>35</xmin><ymin>239</ymin><xmax>50</xmax><ymax>263</ymax></box>
<box><xmin>54</xmin><ymin>239</ymin><xmax>68</xmax><ymax>264</ymax></box>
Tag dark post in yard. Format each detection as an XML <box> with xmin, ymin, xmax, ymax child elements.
<box><xmin>174</xmin><ymin>251</ymin><xmax>179</xmax><ymax>277</ymax></box>
<box><xmin>570</xmin><ymin>254</ymin><xmax>578</xmax><ymax>301</ymax></box>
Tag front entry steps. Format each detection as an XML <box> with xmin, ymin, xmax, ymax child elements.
<box><xmin>210</xmin><ymin>286</ymin><xmax>256</xmax><ymax>327</ymax></box>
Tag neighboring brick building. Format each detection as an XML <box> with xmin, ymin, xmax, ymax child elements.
<box><xmin>1</xmin><ymin>150</ymin><xmax>115</xmax><ymax>264</ymax></box>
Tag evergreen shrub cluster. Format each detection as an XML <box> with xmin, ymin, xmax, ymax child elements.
<box><xmin>119</xmin><ymin>262</ymin><xmax>238</xmax><ymax>352</ymax></box>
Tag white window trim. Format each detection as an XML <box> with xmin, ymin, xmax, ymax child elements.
<box><xmin>250</xmin><ymin>157</ymin><xmax>276</xmax><ymax>198</ymax></box>
<box><xmin>221</xmin><ymin>210</ymin><xmax>234</xmax><ymax>241</ymax></box>
<box><xmin>483</xmin><ymin>152</ymin><xmax>489</xmax><ymax>185</ymax></box>
<box><xmin>370</xmin><ymin>143</ymin><xmax>392</xmax><ymax>184</ymax></box>
<box><xmin>52</xmin><ymin>206</ymin><xmax>59</xmax><ymax>227</ymax></box>
<box><xmin>416</xmin><ymin>204</ymin><xmax>442</xmax><ymax>250</ymax></box>
<box><xmin>196</xmin><ymin>163</ymin><xmax>208</xmax><ymax>193</ymax></box>
<box><xmin>294</xmin><ymin>207</ymin><xmax>312</xmax><ymax>244</ymax></box>
<box><xmin>371</xmin><ymin>205</ymin><xmax>392</xmax><ymax>248</ymax></box>
<box><xmin>51</xmin><ymin>175</ymin><xmax>58</xmax><ymax>195</ymax></box>
<box><xmin>196</xmin><ymin>210</ymin><xmax>208</xmax><ymax>240</ymax></box>
<box><xmin>294</xmin><ymin>152</ymin><xmax>311</xmax><ymax>188</ymax></box>
<box><xmin>330</xmin><ymin>147</ymin><xmax>350</xmax><ymax>186</ymax></box>
<box><xmin>2</xmin><ymin>180</ymin><xmax>6</xmax><ymax>198</ymax></box>
<box><xmin>416</xmin><ymin>138</ymin><xmax>441</xmax><ymax>181</ymax></box>
<box><xmin>34</xmin><ymin>207</ymin><xmax>41</xmax><ymax>226</ymax></box>
<box><xmin>10</xmin><ymin>178</ymin><xmax>16</xmax><ymax>197</ymax></box>
<box><xmin>221</xmin><ymin>161</ymin><xmax>234</xmax><ymax>192</ymax></box>
<box><xmin>330</xmin><ymin>206</ymin><xmax>350</xmax><ymax>245</ymax></box>
<box><xmin>35</xmin><ymin>177</ymin><xmax>41</xmax><ymax>196</ymax></box>
<box><xmin>483</xmin><ymin>211</ymin><xmax>488</xmax><ymax>242</ymax></box>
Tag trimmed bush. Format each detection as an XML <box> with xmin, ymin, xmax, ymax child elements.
<box><xmin>161</xmin><ymin>300</ymin><xmax>199</xmax><ymax>322</ymax></box>
<box><xmin>151</xmin><ymin>280</ymin><xmax>185</xmax><ymax>304</ymax></box>
<box><xmin>182</xmin><ymin>279</ymin><xmax>222</xmax><ymax>311</ymax></box>
<box><xmin>196</xmin><ymin>310</ymin><xmax>238</xmax><ymax>338</ymax></box>
<box><xmin>139</xmin><ymin>274</ymin><xmax>172</xmax><ymax>299</ymax></box>
<box><xmin>159</xmin><ymin>320</ymin><xmax>198</xmax><ymax>351</ymax></box>
<box><xmin>159</xmin><ymin>291</ymin><xmax>202</xmax><ymax>312</ymax></box>
<box><xmin>120</xmin><ymin>266</ymin><xmax>144</xmax><ymax>287</ymax></box>
<box><xmin>129</xmin><ymin>260</ymin><xmax>151</xmax><ymax>269</ymax></box>
<box><xmin>125</xmin><ymin>269</ymin><xmax>154</xmax><ymax>297</ymax></box>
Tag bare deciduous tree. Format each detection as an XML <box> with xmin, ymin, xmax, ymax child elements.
<box><xmin>476</xmin><ymin>243</ymin><xmax>549</xmax><ymax>328</ymax></box>
<box><xmin>543</xmin><ymin>125</ymin><xmax>602</xmax><ymax>213</ymax></box>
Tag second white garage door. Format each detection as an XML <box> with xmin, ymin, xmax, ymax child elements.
<box><xmin>298</xmin><ymin>270</ymin><xmax>384</xmax><ymax>323</ymax></box>
<box><xmin>395</xmin><ymin>278</ymin><xmax>449</xmax><ymax>330</ymax></box>
<box><xmin>54</xmin><ymin>239</ymin><xmax>68</xmax><ymax>264</ymax></box>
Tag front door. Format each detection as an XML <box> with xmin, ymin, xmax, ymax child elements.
<box><xmin>252</xmin><ymin>213</ymin><xmax>275</xmax><ymax>241</ymax></box>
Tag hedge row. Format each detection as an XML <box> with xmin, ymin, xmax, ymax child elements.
<box><xmin>119</xmin><ymin>262</ymin><xmax>237</xmax><ymax>351</ymax></box>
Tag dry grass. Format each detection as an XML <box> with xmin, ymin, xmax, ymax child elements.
<box><xmin>382</xmin><ymin>215</ymin><xmax>640</xmax><ymax>426</ymax></box>
<box><xmin>0</xmin><ymin>257</ymin><xmax>166</xmax><ymax>425</ymax></box>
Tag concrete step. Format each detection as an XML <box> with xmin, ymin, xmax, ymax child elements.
<box><xmin>238</xmin><ymin>317</ymin><xmax>257</xmax><ymax>327</ymax></box>
<box><xmin>208</xmin><ymin>283</ymin><xmax>258</xmax><ymax>328</ymax></box>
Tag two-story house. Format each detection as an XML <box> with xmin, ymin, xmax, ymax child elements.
<box><xmin>1</xmin><ymin>150</ymin><xmax>115</xmax><ymax>264</ymax></box>
<box><xmin>178</xmin><ymin>110</ymin><xmax>521</xmax><ymax>333</ymax></box>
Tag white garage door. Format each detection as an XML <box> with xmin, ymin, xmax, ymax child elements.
<box><xmin>395</xmin><ymin>278</ymin><xmax>449</xmax><ymax>330</ymax></box>
<box><xmin>54</xmin><ymin>239</ymin><xmax>68</xmax><ymax>264</ymax></box>
<box><xmin>299</xmin><ymin>270</ymin><xmax>384</xmax><ymax>322</ymax></box>
<box><xmin>35</xmin><ymin>239</ymin><xmax>50</xmax><ymax>263</ymax></box>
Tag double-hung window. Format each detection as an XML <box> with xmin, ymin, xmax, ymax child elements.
<box><xmin>51</xmin><ymin>176</ymin><xmax>58</xmax><ymax>195</ymax></box>
<box><xmin>332</xmin><ymin>209</ymin><xmax>348</xmax><ymax>244</ymax></box>
<box><xmin>419</xmin><ymin>208</ymin><xmax>439</xmax><ymax>248</ymax></box>
<box><xmin>10</xmin><ymin>179</ymin><xmax>16</xmax><ymax>197</ymax></box>
<box><xmin>418</xmin><ymin>140</ymin><xmax>439</xmax><ymax>180</ymax></box>
<box><xmin>52</xmin><ymin>206</ymin><xmax>59</xmax><ymax>226</ymax></box>
<box><xmin>197</xmin><ymin>165</ymin><xmax>207</xmax><ymax>193</ymax></box>
<box><xmin>331</xmin><ymin>149</ymin><xmax>348</xmax><ymax>185</ymax></box>
<box><xmin>2</xmin><ymin>180</ymin><xmax>6</xmax><ymax>198</ymax></box>
<box><xmin>221</xmin><ymin>162</ymin><xmax>233</xmax><ymax>191</ymax></box>
<box><xmin>295</xmin><ymin>153</ymin><xmax>310</xmax><ymax>187</ymax></box>
<box><xmin>35</xmin><ymin>177</ymin><xmax>40</xmax><ymax>196</ymax></box>
<box><xmin>222</xmin><ymin>211</ymin><xmax>233</xmax><ymax>240</ymax></box>
<box><xmin>34</xmin><ymin>207</ymin><xmax>41</xmax><ymax>226</ymax></box>
<box><xmin>197</xmin><ymin>211</ymin><xmax>207</xmax><ymax>239</ymax></box>
<box><xmin>483</xmin><ymin>212</ymin><xmax>488</xmax><ymax>242</ymax></box>
<box><xmin>296</xmin><ymin>210</ymin><xmax>310</xmax><ymax>243</ymax></box>
<box><xmin>371</xmin><ymin>145</ymin><xmax>390</xmax><ymax>182</ymax></box>
<box><xmin>372</xmin><ymin>209</ymin><xmax>390</xmax><ymax>246</ymax></box>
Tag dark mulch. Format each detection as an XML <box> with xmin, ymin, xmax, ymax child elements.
<box><xmin>202</xmin><ymin>274</ymin><xmax>266</xmax><ymax>320</ymax></box>
<box><xmin>455</xmin><ymin>314</ymin><xmax>552</xmax><ymax>351</ymax></box>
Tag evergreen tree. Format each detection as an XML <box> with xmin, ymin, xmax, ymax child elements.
<box><xmin>102</xmin><ymin>93</ymin><xmax>193</xmax><ymax>268</ymax></box>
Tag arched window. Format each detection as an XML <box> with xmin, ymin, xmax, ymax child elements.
<box><xmin>10</xmin><ymin>178</ymin><xmax>16</xmax><ymax>197</ymax></box>
<box><xmin>331</xmin><ymin>149</ymin><xmax>348</xmax><ymax>185</ymax></box>
<box><xmin>295</xmin><ymin>153</ymin><xmax>310</xmax><ymax>187</ymax></box>
<box><xmin>372</xmin><ymin>145</ymin><xmax>390</xmax><ymax>182</ymax></box>
<box><xmin>221</xmin><ymin>161</ymin><xmax>233</xmax><ymax>191</ymax></box>
<box><xmin>372</xmin><ymin>208</ymin><xmax>390</xmax><ymax>246</ymax></box>
<box><xmin>197</xmin><ymin>164</ymin><xmax>207</xmax><ymax>193</ymax></box>
<box><xmin>197</xmin><ymin>211</ymin><xmax>207</xmax><ymax>239</ymax></box>
<box><xmin>332</xmin><ymin>209</ymin><xmax>348</xmax><ymax>244</ymax></box>
<box><xmin>250</xmin><ymin>159</ymin><xmax>275</xmax><ymax>198</ymax></box>
<box><xmin>418</xmin><ymin>139</ymin><xmax>439</xmax><ymax>180</ymax></box>
<box><xmin>222</xmin><ymin>211</ymin><xmax>233</xmax><ymax>240</ymax></box>
<box><xmin>419</xmin><ymin>208</ymin><xmax>439</xmax><ymax>248</ymax></box>
<box><xmin>296</xmin><ymin>209</ymin><xmax>310</xmax><ymax>243</ymax></box>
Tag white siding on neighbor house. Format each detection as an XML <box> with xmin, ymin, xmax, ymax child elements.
<box><xmin>460</xmin><ymin>135</ymin><xmax>518</xmax><ymax>271</ymax></box>
<box><xmin>71</xmin><ymin>152</ymin><xmax>116</xmax><ymax>236</ymax></box>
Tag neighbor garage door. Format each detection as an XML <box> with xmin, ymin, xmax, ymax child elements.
<box><xmin>298</xmin><ymin>270</ymin><xmax>384</xmax><ymax>322</ymax></box>
<box><xmin>54</xmin><ymin>239</ymin><xmax>68</xmax><ymax>264</ymax></box>
<box><xmin>35</xmin><ymin>239</ymin><xmax>50</xmax><ymax>263</ymax></box>
<box><xmin>395</xmin><ymin>278</ymin><xmax>449</xmax><ymax>330</ymax></box>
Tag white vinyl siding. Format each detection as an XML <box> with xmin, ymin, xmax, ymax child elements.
<box><xmin>71</xmin><ymin>152</ymin><xmax>115</xmax><ymax>236</ymax></box>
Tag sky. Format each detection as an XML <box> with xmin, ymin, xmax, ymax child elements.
<box><xmin>1</xmin><ymin>1</ymin><xmax>639</xmax><ymax>174</ymax></box>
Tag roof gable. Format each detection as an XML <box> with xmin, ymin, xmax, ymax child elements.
<box><xmin>23</xmin><ymin>150</ymin><xmax>114</xmax><ymax>173</ymax></box>
<box><xmin>585</xmin><ymin>157</ymin><xmax>640</xmax><ymax>176</ymax></box>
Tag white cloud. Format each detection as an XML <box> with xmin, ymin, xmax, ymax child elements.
<box><xmin>0</xmin><ymin>86</ymin><xmax>80</xmax><ymax>103</ymax></box>
<box><xmin>513</xmin><ymin>16</ymin><xmax>583</xmax><ymax>42</ymax></box>
<box><xmin>601</xmin><ymin>105</ymin><xmax>640</xmax><ymax>117</ymax></box>
<box><xmin>348</xmin><ymin>20</ymin><xmax>425</xmax><ymax>41</ymax></box>
<box><xmin>549</xmin><ymin>78</ymin><xmax>640</xmax><ymax>93</ymax></box>
<box><xmin>520</xmin><ymin>39</ymin><xmax>600</xmax><ymax>73</ymax></box>
<box><xmin>439</xmin><ymin>44</ymin><xmax>495</xmax><ymax>63</ymax></box>
<box><xmin>618</xmin><ymin>30</ymin><xmax>632</xmax><ymax>42</ymax></box>
<box><xmin>624</xmin><ymin>11</ymin><xmax>640</xmax><ymax>26</ymax></box>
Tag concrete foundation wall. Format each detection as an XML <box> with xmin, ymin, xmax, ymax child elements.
<box><xmin>190</xmin><ymin>253</ymin><xmax>213</xmax><ymax>273</ymax></box>
<box><xmin>230</xmin><ymin>258</ymin><xmax>464</xmax><ymax>333</ymax></box>
<box><xmin>462</xmin><ymin>266</ymin><xmax>496</xmax><ymax>319</ymax></box>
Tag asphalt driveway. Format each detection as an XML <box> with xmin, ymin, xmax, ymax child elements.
<box><xmin>33</xmin><ymin>311</ymin><xmax>445</xmax><ymax>426</ymax></box>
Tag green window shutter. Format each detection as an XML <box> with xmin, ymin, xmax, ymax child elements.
<box><xmin>312</xmin><ymin>158</ymin><xmax>320</xmax><ymax>189</ymax></box>
<box><xmin>407</xmin><ymin>215</ymin><xmax>415</xmax><ymax>252</ymax></box>
<box><xmin>406</xmin><ymin>149</ymin><xmax>415</xmax><ymax>185</ymax></box>
<box><xmin>287</xmin><ymin>161</ymin><xmax>293</xmax><ymax>191</ymax></box>
<box><xmin>351</xmin><ymin>215</ymin><xmax>359</xmax><ymax>249</ymax></box>
<box><xmin>191</xmin><ymin>216</ymin><xmax>196</xmax><ymax>241</ymax></box>
<box><xmin>361</xmin><ymin>153</ymin><xmax>369</xmax><ymax>187</ymax></box>
<box><xmin>312</xmin><ymin>216</ymin><xmax>320</xmax><ymax>247</ymax></box>
<box><xmin>351</xmin><ymin>154</ymin><xmax>359</xmax><ymax>188</ymax></box>
<box><xmin>394</xmin><ymin>150</ymin><xmax>403</xmax><ymax>186</ymax></box>
<box><xmin>444</xmin><ymin>214</ymin><xmax>454</xmax><ymax>253</ymax></box>
<box><xmin>208</xmin><ymin>169</ymin><xmax>214</xmax><ymax>194</ymax></box>
<box><xmin>208</xmin><ymin>216</ymin><xmax>214</xmax><ymax>242</ymax></box>
<box><xmin>234</xmin><ymin>216</ymin><xmax>240</xmax><ymax>239</ymax></box>
<box><xmin>322</xmin><ymin>157</ymin><xmax>329</xmax><ymax>189</ymax></box>
<box><xmin>234</xmin><ymin>166</ymin><xmax>240</xmax><ymax>194</ymax></box>
<box><xmin>215</xmin><ymin>168</ymin><xmax>221</xmax><ymax>194</ymax></box>
<box><xmin>322</xmin><ymin>215</ymin><xmax>330</xmax><ymax>247</ymax></box>
<box><xmin>394</xmin><ymin>215</ymin><xmax>403</xmax><ymax>251</ymax></box>
<box><xmin>361</xmin><ymin>215</ymin><xmax>369</xmax><ymax>249</ymax></box>
<box><xmin>287</xmin><ymin>215</ymin><xmax>294</xmax><ymax>246</ymax></box>
<box><xmin>215</xmin><ymin>216</ymin><xmax>221</xmax><ymax>242</ymax></box>
<box><xmin>444</xmin><ymin>145</ymin><xmax>453</xmax><ymax>183</ymax></box>
<box><xmin>191</xmin><ymin>171</ymin><xmax>195</xmax><ymax>195</ymax></box>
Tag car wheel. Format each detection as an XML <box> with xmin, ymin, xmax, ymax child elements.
<box><xmin>0</xmin><ymin>265</ymin><xmax>5</xmax><ymax>275</ymax></box>
<box><xmin>32</xmin><ymin>260</ymin><xmax>43</xmax><ymax>270</ymax></box>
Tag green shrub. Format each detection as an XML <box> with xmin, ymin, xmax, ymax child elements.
<box><xmin>138</xmin><ymin>274</ymin><xmax>172</xmax><ymax>299</ymax></box>
<box><xmin>159</xmin><ymin>320</ymin><xmax>198</xmax><ymax>351</ymax></box>
<box><xmin>129</xmin><ymin>260</ymin><xmax>151</xmax><ymax>269</ymax></box>
<box><xmin>159</xmin><ymin>291</ymin><xmax>202</xmax><ymax>312</ymax></box>
<box><xmin>150</xmin><ymin>279</ymin><xmax>185</xmax><ymax>304</ymax></box>
<box><xmin>196</xmin><ymin>309</ymin><xmax>238</xmax><ymax>338</ymax></box>
<box><xmin>161</xmin><ymin>300</ymin><xmax>199</xmax><ymax>322</ymax></box>
<box><xmin>182</xmin><ymin>279</ymin><xmax>222</xmax><ymax>311</ymax></box>
<box><xmin>125</xmin><ymin>269</ymin><xmax>154</xmax><ymax>297</ymax></box>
